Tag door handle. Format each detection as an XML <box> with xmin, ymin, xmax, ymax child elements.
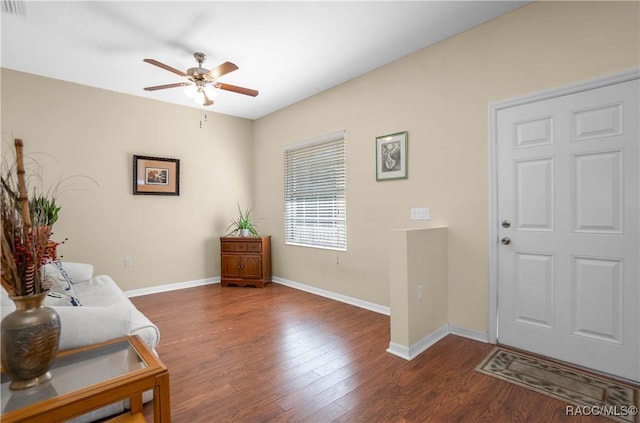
<box><xmin>501</xmin><ymin>237</ymin><xmax>511</xmax><ymax>245</ymax></box>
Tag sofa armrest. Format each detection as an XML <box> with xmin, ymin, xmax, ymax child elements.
<box><xmin>53</xmin><ymin>305</ymin><xmax>130</xmax><ymax>351</ymax></box>
<box><xmin>59</xmin><ymin>262</ymin><xmax>94</xmax><ymax>283</ymax></box>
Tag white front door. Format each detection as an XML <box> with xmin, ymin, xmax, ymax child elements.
<box><xmin>496</xmin><ymin>77</ymin><xmax>639</xmax><ymax>381</ymax></box>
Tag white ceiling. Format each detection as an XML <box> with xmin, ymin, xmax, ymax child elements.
<box><xmin>1</xmin><ymin>1</ymin><xmax>528</xmax><ymax>120</ymax></box>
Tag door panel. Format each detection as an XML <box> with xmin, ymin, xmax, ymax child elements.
<box><xmin>572</xmin><ymin>256</ymin><xmax>623</xmax><ymax>343</ymax></box>
<box><xmin>514</xmin><ymin>252</ymin><xmax>554</xmax><ymax>328</ymax></box>
<box><xmin>497</xmin><ymin>78</ymin><xmax>639</xmax><ymax>381</ymax></box>
<box><xmin>572</xmin><ymin>103</ymin><xmax>622</xmax><ymax>141</ymax></box>
<box><xmin>515</xmin><ymin>116</ymin><xmax>554</xmax><ymax>147</ymax></box>
<box><xmin>515</xmin><ymin>158</ymin><xmax>554</xmax><ymax>231</ymax></box>
<box><xmin>572</xmin><ymin>150</ymin><xmax>623</xmax><ymax>233</ymax></box>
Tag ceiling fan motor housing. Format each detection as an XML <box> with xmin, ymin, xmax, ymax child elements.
<box><xmin>187</xmin><ymin>52</ymin><xmax>213</xmax><ymax>82</ymax></box>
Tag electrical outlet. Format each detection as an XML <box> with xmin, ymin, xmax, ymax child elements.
<box><xmin>417</xmin><ymin>285</ymin><xmax>423</xmax><ymax>301</ymax></box>
<box><xmin>124</xmin><ymin>257</ymin><xmax>132</xmax><ymax>267</ymax></box>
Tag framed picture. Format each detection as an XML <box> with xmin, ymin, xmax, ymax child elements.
<box><xmin>376</xmin><ymin>131</ymin><xmax>408</xmax><ymax>181</ymax></box>
<box><xmin>133</xmin><ymin>155</ymin><xmax>180</xmax><ymax>195</ymax></box>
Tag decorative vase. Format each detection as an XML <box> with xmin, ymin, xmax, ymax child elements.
<box><xmin>1</xmin><ymin>292</ymin><xmax>61</xmax><ymax>390</ymax></box>
<box><xmin>240</xmin><ymin>229</ymin><xmax>250</xmax><ymax>237</ymax></box>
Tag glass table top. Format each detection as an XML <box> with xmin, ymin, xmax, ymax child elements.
<box><xmin>1</xmin><ymin>339</ymin><xmax>148</xmax><ymax>414</ymax></box>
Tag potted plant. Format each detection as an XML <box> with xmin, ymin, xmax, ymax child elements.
<box><xmin>225</xmin><ymin>203</ymin><xmax>260</xmax><ymax>237</ymax></box>
<box><xmin>29</xmin><ymin>195</ymin><xmax>61</xmax><ymax>260</ymax></box>
<box><xmin>30</xmin><ymin>195</ymin><xmax>61</xmax><ymax>227</ymax></box>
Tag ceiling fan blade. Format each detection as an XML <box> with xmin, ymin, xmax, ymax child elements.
<box><xmin>144</xmin><ymin>82</ymin><xmax>189</xmax><ymax>91</ymax></box>
<box><xmin>207</xmin><ymin>62</ymin><xmax>239</xmax><ymax>79</ymax></box>
<box><xmin>216</xmin><ymin>83</ymin><xmax>259</xmax><ymax>97</ymax></box>
<box><xmin>143</xmin><ymin>59</ymin><xmax>187</xmax><ymax>77</ymax></box>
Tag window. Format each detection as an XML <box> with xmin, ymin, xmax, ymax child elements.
<box><xmin>284</xmin><ymin>130</ymin><xmax>346</xmax><ymax>251</ymax></box>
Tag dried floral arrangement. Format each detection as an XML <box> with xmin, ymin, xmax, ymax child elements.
<box><xmin>1</xmin><ymin>139</ymin><xmax>59</xmax><ymax>296</ymax></box>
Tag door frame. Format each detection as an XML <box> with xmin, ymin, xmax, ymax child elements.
<box><xmin>487</xmin><ymin>68</ymin><xmax>640</xmax><ymax>344</ymax></box>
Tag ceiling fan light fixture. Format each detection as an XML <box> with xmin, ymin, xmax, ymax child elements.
<box><xmin>203</xmin><ymin>85</ymin><xmax>218</xmax><ymax>100</ymax></box>
<box><xmin>184</xmin><ymin>84</ymin><xmax>197</xmax><ymax>98</ymax></box>
<box><xmin>193</xmin><ymin>89</ymin><xmax>206</xmax><ymax>105</ymax></box>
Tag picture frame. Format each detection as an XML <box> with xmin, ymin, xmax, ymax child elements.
<box><xmin>376</xmin><ymin>131</ymin><xmax>408</xmax><ymax>181</ymax></box>
<box><xmin>133</xmin><ymin>155</ymin><xmax>180</xmax><ymax>196</ymax></box>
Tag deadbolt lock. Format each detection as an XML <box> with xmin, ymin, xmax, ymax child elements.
<box><xmin>501</xmin><ymin>220</ymin><xmax>511</xmax><ymax>228</ymax></box>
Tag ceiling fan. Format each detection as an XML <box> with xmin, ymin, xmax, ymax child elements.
<box><xmin>143</xmin><ymin>52</ymin><xmax>258</xmax><ymax>106</ymax></box>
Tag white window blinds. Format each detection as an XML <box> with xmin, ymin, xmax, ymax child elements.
<box><xmin>284</xmin><ymin>131</ymin><xmax>346</xmax><ymax>251</ymax></box>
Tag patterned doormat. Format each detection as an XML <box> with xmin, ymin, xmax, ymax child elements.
<box><xmin>476</xmin><ymin>347</ymin><xmax>639</xmax><ymax>423</ymax></box>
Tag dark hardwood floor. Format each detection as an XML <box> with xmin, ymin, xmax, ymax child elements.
<box><xmin>131</xmin><ymin>283</ymin><xmax>608</xmax><ymax>423</ymax></box>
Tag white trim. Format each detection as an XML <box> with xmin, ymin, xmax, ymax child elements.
<box><xmin>386</xmin><ymin>342</ymin><xmax>412</xmax><ymax>360</ymax></box>
<box><xmin>272</xmin><ymin>276</ymin><xmax>390</xmax><ymax>315</ymax></box>
<box><xmin>487</xmin><ymin>68</ymin><xmax>640</xmax><ymax>343</ymax></box>
<box><xmin>408</xmin><ymin>325</ymin><xmax>450</xmax><ymax>358</ymax></box>
<box><xmin>125</xmin><ymin>277</ymin><xmax>219</xmax><ymax>298</ymax></box>
<box><xmin>404</xmin><ymin>324</ymin><xmax>450</xmax><ymax>360</ymax></box>
<box><xmin>448</xmin><ymin>325</ymin><xmax>489</xmax><ymax>344</ymax></box>
<box><xmin>387</xmin><ymin>324</ymin><xmax>489</xmax><ymax>361</ymax></box>
<box><xmin>488</xmin><ymin>98</ymin><xmax>500</xmax><ymax>344</ymax></box>
<box><xmin>490</xmin><ymin>69</ymin><xmax>640</xmax><ymax>113</ymax></box>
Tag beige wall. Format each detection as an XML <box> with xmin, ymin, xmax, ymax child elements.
<box><xmin>1</xmin><ymin>69</ymin><xmax>254</xmax><ymax>291</ymax></box>
<box><xmin>253</xmin><ymin>1</ymin><xmax>640</xmax><ymax>333</ymax></box>
<box><xmin>1</xmin><ymin>2</ymin><xmax>637</xmax><ymax>334</ymax></box>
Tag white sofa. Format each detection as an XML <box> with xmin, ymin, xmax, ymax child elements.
<box><xmin>1</xmin><ymin>261</ymin><xmax>160</xmax><ymax>422</ymax></box>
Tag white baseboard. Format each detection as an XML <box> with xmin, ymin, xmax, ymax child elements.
<box><xmin>387</xmin><ymin>324</ymin><xmax>490</xmax><ymax>361</ymax></box>
<box><xmin>272</xmin><ymin>276</ymin><xmax>390</xmax><ymax>316</ymax></box>
<box><xmin>448</xmin><ymin>324</ymin><xmax>489</xmax><ymax>343</ymax></box>
<box><xmin>387</xmin><ymin>324</ymin><xmax>450</xmax><ymax>360</ymax></box>
<box><xmin>386</xmin><ymin>342</ymin><xmax>412</xmax><ymax>360</ymax></box>
<box><xmin>125</xmin><ymin>277</ymin><xmax>220</xmax><ymax>298</ymax></box>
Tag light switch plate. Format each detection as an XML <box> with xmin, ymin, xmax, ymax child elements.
<box><xmin>410</xmin><ymin>208</ymin><xmax>431</xmax><ymax>221</ymax></box>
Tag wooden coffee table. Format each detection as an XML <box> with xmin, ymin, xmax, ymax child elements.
<box><xmin>1</xmin><ymin>335</ymin><xmax>170</xmax><ymax>422</ymax></box>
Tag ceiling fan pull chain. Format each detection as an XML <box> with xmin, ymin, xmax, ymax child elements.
<box><xmin>199</xmin><ymin>112</ymin><xmax>208</xmax><ymax>129</ymax></box>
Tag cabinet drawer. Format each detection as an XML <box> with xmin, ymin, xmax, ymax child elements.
<box><xmin>222</xmin><ymin>242</ymin><xmax>246</xmax><ymax>252</ymax></box>
<box><xmin>246</xmin><ymin>242</ymin><xmax>262</xmax><ymax>252</ymax></box>
<box><xmin>221</xmin><ymin>241</ymin><xmax>262</xmax><ymax>253</ymax></box>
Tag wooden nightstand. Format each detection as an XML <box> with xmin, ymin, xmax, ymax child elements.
<box><xmin>220</xmin><ymin>236</ymin><xmax>272</xmax><ymax>288</ymax></box>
